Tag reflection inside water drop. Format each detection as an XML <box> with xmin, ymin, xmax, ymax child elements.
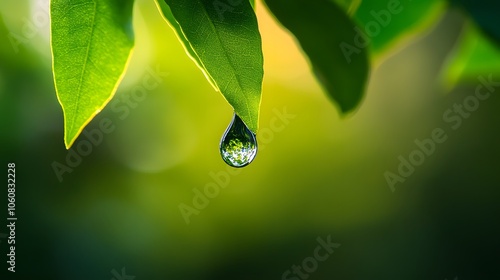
<box><xmin>220</xmin><ymin>113</ymin><xmax>258</xmax><ymax>168</ymax></box>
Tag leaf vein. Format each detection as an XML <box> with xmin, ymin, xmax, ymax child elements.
<box><xmin>69</xmin><ymin>0</ymin><xmax>97</xmax><ymax>135</ymax></box>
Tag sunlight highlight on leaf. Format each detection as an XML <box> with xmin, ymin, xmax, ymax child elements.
<box><xmin>441</xmin><ymin>22</ymin><xmax>500</xmax><ymax>90</ymax></box>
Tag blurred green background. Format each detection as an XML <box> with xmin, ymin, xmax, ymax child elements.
<box><xmin>1</xmin><ymin>0</ymin><xmax>500</xmax><ymax>279</ymax></box>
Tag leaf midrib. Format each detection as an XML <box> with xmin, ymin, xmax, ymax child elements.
<box><xmin>196</xmin><ymin>0</ymin><xmax>254</xmax><ymax>127</ymax></box>
<box><xmin>69</xmin><ymin>0</ymin><xmax>97</xmax><ymax>136</ymax></box>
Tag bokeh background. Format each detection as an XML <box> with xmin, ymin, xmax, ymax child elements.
<box><xmin>1</xmin><ymin>0</ymin><xmax>500</xmax><ymax>279</ymax></box>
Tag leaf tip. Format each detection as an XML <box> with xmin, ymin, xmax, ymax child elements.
<box><xmin>337</xmin><ymin>104</ymin><xmax>357</xmax><ymax>118</ymax></box>
<box><xmin>64</xmin><ymin>134</ymin><xmax>77</xmax><ymax>150</ymax></box>
<box><xmin>63</xmin><ymin>120</ymin><xmax>81</xmax><ymax>150</ymax></box>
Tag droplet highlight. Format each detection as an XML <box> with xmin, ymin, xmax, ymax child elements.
<box><xmin>220</xmin><ymin>113</ymin><xmax>257</xmax><ymax>168</ymax></box>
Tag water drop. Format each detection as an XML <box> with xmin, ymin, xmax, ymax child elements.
<box><xmin>220</xmin><ymin>113</ymin><xmax>258</xmax><ymax>168</ymax></box>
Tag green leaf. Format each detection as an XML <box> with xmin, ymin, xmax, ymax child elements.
<box><xmin>263</xmin><ymin>0</ymin><xmax>369</xmax><ymax>114</ymax></box>
<box><xmin>450</xmin><ymin>0</ymin><xmax>500</xmax><ymax>45</ymax></box>
<box><xmin>332</xmin><ymin>0</ymin><xmax>362</xmax><ymax>15</ymax></box>
<box><xmin>354</xmin><ymin>0</ymin><xmax>445</xmax><ymax>57</ymax></box>
<box><xmin>153</xmin><ymin>0</ymin><xmax>215</xmax><ymax>88</ymax></box>
<box><xmin>441</xmin><ymin>22</ymin><xmax>500</xmax><ymax>89</ymax></box>
<box><xmin>155</xmin><ymin>0</ymin><xmax>264</xmax><ymax>133</ymax></box>
<box><xmin>50</xmin><ymin>0</ymin><xmax>134</xmax><ymax>148</ymax></box>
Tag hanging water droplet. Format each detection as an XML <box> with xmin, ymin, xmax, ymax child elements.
<box><xmin>220</xmin><ymin>113</ymin><xmax>258</xmax><ymax>168</ymax></box>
